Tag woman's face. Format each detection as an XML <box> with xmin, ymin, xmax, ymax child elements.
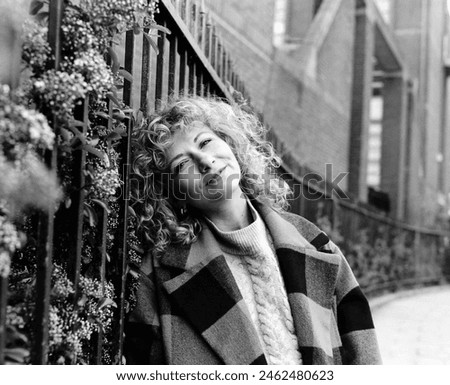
<box><xmin>165</xmin><ymin>122</ymin><xmax>242</xmax><ymax>214</ymax></box>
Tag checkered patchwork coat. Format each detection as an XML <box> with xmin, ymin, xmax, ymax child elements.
<box><xmin>124</xmin><ymin>200</ymin><xmax>382</xmax><ymax>365</ymax></box>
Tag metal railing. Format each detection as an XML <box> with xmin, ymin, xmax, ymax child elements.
<box><xmin>0</xmin><ymin>0</ymin><xmax>248</xmax><ymax>365</ymax></box>
<box><xmin>279</xmin><ymin>163</ymin><xmax>449</xmax><ymax>297</ymax></box>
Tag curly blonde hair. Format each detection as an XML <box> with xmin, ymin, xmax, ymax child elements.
<box><xmin>131</xmin><ymin>96</ymin><xmax>291</xmax><ymax>256</ymax></box>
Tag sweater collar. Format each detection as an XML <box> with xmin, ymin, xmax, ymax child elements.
<box><xmin>202</xmin><ymin>200</ymin><xmax>272</xmax><ymax>256</ymax></box>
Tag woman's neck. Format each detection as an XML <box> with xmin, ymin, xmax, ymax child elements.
<box><xmin>203</xmin><ymin>193</ymin><xmax>253</xmax><ymax>232</ymax></box>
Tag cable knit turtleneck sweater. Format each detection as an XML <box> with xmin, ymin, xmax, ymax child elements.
<box><xmin>204</xmin><ymin>202</ymin><xmax>303</xmax><ymax>365</ymax></box>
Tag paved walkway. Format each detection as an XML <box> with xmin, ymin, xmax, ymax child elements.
<box><xmin>369</xmin><ymin>285</ymin><xmax>450</xmax><ymax>364</ymax></box>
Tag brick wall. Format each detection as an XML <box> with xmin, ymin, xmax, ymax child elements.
<box><xmin>391</xmin><ymin>0</ymin><xmax>448</xmax><ymax>227</ymax></box>
<box><xmin>202</xmin><ymin>0</ymin><xmax>449</xmax><ymax>228</ymax></box>
<box><xmin>204</xmin><ymin>0</ymin><xmax>355</xmax><ymax>191</ymax></box>
<box><xmin>203</xmin><ymin>0</ymin><xmax>275</xmax><ymax>54</ymax></box>
<box><xmin>422</xmin><ymin>0</ymin><xmax>446</xmax><ymax>227</ymax></box>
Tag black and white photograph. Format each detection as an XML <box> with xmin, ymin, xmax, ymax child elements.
<box><xmin>1</xmin><ymin>0</ymin><xmax>450</xmax><ymax>381</ymax></box>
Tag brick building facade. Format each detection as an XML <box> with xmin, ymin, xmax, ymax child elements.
<box><xmin>203</xmin><ymin>0</ymin><xmax>450</xmax><ymax>229</ymax></box>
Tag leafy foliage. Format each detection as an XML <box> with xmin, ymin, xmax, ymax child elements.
<box><xmin>2</xmin><ymin>0</ymin><xmax>167</xmax><ymax>364</ymax></box>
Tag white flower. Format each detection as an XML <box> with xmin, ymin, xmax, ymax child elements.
<box><xmin>34</xmin><ymin>80</ymin><xmax>46</xmax><ymax>90</ymax></box>
<box><xmin>0</xmin><ymin>249</ymin><xmax>11</xmax><ymax>278</ymax></box>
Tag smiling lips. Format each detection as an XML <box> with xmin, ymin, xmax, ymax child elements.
<box><xmin>204</xmin><ymin>166</ymin><xmax>226</xmax><ymax>186</ymax></box>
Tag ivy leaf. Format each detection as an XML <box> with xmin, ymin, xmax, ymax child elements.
<box><xmin>134</xmin><ymin>109</ymin><xmax>144</xmax><ymax>127</ymax></box>
<box><xmin>107</xmin><ymin>47</ymin><xmax>120</xmax><ymax>74</ymax></box>
<box><xmin>129</xmin><ymin>243</ymin><xmax>144</xmax><ymax>254</ymax></box>
<box><xmin>112</xmin><ymin>108</ymin><xmax>126</xmax><ymax>121</ymax></box>
<box><xmin>84</xmin><ymin>204</ymin><xmax>98</xmax><ymax>227</ymax></box>
<box><xmin>69</xmin><ymin>119</ymin><xmax>85</xmax><ymax>127</ymax></box>
<box><xmin>128</xmin><ymin>262</ymin><xmax>143</xmax><ymax>277</ymax></box>
<box><xmin>91</xmin><ymin>198</ymin><xmax>111</xmax><ymax>214</ymax></box>
<box><xmin>118</xmin><ymin>69</ymin><xmax>133</xmax><ymax>83</ymax></box>
<box><xmin>77</xmin><ymin>294</ymin><xmax>88</xmax><ymax>307</ymax></box>
<box><xmin>88</xmin><ymin>138</ymin><xmax>100</xmax><ymax>147</ymax></box>
<box><xmin>29</xmin><ymin>0</ymin><xmax>44</xmax><ymax>15</ymax></box>
<box><xmin>82</xmin><ymin>144</ymin><xmax>109</xmax><ymax>166</ymax></box>
<box><xmin>95</xmin><ymin>111</ymin><xmax>111</xmax><ymax>120</ymax></box>
<box><xmin>114</xmin><ymin>125</ymin><xmax>127</xmax><ymax>136</ymax></box>
<box><xmin>128</xmin><ymin>267</ymin><xmax>140</xmax><ymax>279</ymax></box>
<box><xmin>133</xmin><ymin>23</ymin><xmax>141</xmax><ymax>35</ymax></box>
<box><xmin>6</xmin><ymin>325</ymin><xmax>28</xmax><ymax>345</ymax></box>
<box><xmin>143</xmin><ymin>32</ymin><xmax>159</xmax><ymax>54</ymax></box>
<box><xmin>59</xmin><ymin>144</ymin><xmax>73</xmax><ymax>154</ymax></box>
<box><xmin>106</xmin><ymin>92</ymin><xmax>121</xmax><ymax>107</ymax></box>
<box><xmin>59</xmin><ymin>127</ymin><xmax>73</xmax><ymax>142</ymax></box>
<box><xmin>128</xmin><ymin>205</ymin><xmax>137</xmax><ymax>218</ymax></box>
<box><xmin>149</xmin><ymin>24</ymin><xmax>171</xmax><ymax>35</ymax></box>
<box><xmin>96</xmin><ymin>321</ymin><xmax>105</xmax><ymax>333</ymax></box>
<box><xmin>35</xmin><ymin>11</ymin><xmax>49</xmax><ymax>23</ymax></box>
<box><xmin>5</xmin><ymin>348</ymin><xmax>30</xmax><ymax>364</ymax></box>
<box><xmin>105</xmin><ymin>131</ymin><xmax>122</xmax><ymax>144</ymax></box>
<box><xmin>97</xmin><ymin>297</ymin><xmax>117</xmax><ymax>311</ymax></box>
<box><xmin>66</xmin><ymin>125</ymin><xmax>87</xmax><ymax>145</ymax></box>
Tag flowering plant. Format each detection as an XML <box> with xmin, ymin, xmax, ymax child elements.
<box><xmin>0</xmin><ymin>83</ymin><xmax>58</xmax><ymax>282</ymax></box>
<box><xmin>0</xmin><ymin>85</ymin><xmax>54</xmax><ymax>160</ymax></box>
<box><xmin>0</xmin><ymin>215</ymin><xmax>22</xmax><ymax>279</ymax></box>
<box><xmin>4</xmin><ymin>0</ymin><xmax>164</xmax><ymax>364</ymax></box>
<box><xmin>7</xmin><ymin>264</ymin><xmax>116</xmax><ymax>364</ymax></box>
<box><xmin>21</xmin><ymin>20</ymin><xmax>52</xmax><ymax>74</ymax></box>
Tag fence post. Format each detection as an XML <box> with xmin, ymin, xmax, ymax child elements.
<box><xmin>94</xmin><ymin>206</ymin><xmax>108</xmax><ymax>364</ymax></box>
<box><xmin>140</xmin><ymin>28</ymin><xmax>151</xmax><ymax>114</ymax></box>
<box><xmin>200</xmin><ymin>3</ymin><xmax>206</xmax><ymax>52</ymax></box>
<box><xmin>188</xmin><ymin>56</ymin><xmax>195</xmax><ymax>93</ymax></box>
<box><xmin>31</xmin><ymin>0</ymin><xmax>64</xmax><ymax>365</ymax></box>
<box><xmin>413</xmin><ymin>230</ymin><xmax>421</xmax><ymax>280</ymax></box>
<box><xmin>0</xmin><ymin>277</ymin><xmax>7</xmax><ymax>364</ymax></box>
<box><xmin>112</xmin><ymin>29</ymin><xmax>134</xmax><ymax>364</ymax></box>
<box><xmin>168</xmin><ymin>24</ymin><xmax>177</xmax><ymax>96</ymax></box>
<box><xmin>66</xmin><ymin>100</ymin><xmax>88</xmax><ymax>294</ymax></box>
<box><xmin>178</xmin><ymin>37</ymin><xmax>187</xmax><ymax>95</ymax></box>
<box><xmin>155</xmin><ymin>22</ymin><xmax>167</xmax><ymax>109</ymax></box>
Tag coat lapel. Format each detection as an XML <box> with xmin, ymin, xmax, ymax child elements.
<box><xmin>256</xmin><ymin>201</ymin><xmax>341</xmax><ymax>364</ymax></box>
<box><xmin>159</xmin><ymin>222</ymin><xmax>267</xmax><ymax>365</ymax></box>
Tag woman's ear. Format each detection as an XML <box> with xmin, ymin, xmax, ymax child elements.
<box><xmin>175</xmin><ymin>204</ymin><xmax>188</xmax><ymax>220</ymax></box>
<box><xmin>170</xmin><ymin>198</ymin><xmax>188</xmax><ymax>220</ymax></box>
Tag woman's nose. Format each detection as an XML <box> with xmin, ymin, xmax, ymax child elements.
<box><xmin>197</xmin><ymin>154</ymin><xmax>215</xmax><ymax>173</ymax></box>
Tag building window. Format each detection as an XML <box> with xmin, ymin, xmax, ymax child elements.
<box><xmin>373</xmin><ymin>0</ymin><xmax>392</xmax><ymax>24</ymax></box>
<box><xmin>273</xmin><ymin>0</ymin><xmax>324</xmax><ymax>46</ymax></box>
<box><xmin>273</xmin><ymin>0</ymin><xmax>288</xmax><ymax>46</ymax></box>
<box><xmin>367</xmin><ymin>95</ymin><xmax>383</xmax><ymax>189</ymax></box>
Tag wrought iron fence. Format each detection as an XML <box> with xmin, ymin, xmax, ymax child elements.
<box><xmin>0</xmin><ymin>0</ymin><xmax>248</xmax><ymax>365</ymax></box>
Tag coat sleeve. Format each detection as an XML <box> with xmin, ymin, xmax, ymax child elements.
<box><xmin>123</xmin><ymin>268</ymin><xmax>166</xmax><ymax>365</ymax></box>
<box><xmin>321</xmin><ymin>240</ymin><xmax>382</xmax><ymax>365</ymax></box>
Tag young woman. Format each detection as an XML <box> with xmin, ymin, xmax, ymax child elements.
<box><xmin>125</xmin><ymin>96</ymin><xmax>381</xmax><ymax>365</ymax></box>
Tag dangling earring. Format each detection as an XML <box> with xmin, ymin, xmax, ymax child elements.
<box><xmin>180</xmin><ymin>206</ymin><xmax>187</xmax><ymax>218</ymax></box>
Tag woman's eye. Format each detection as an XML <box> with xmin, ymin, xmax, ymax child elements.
<box><xmin>174</xmin><ymin>160</ymin><xmax>188</xmax><ymax>174</ymax></box>
<box><xmin>199</xmin><ymin>139</ymin><xmax>212</xmax><ymax>148</ymax></box>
